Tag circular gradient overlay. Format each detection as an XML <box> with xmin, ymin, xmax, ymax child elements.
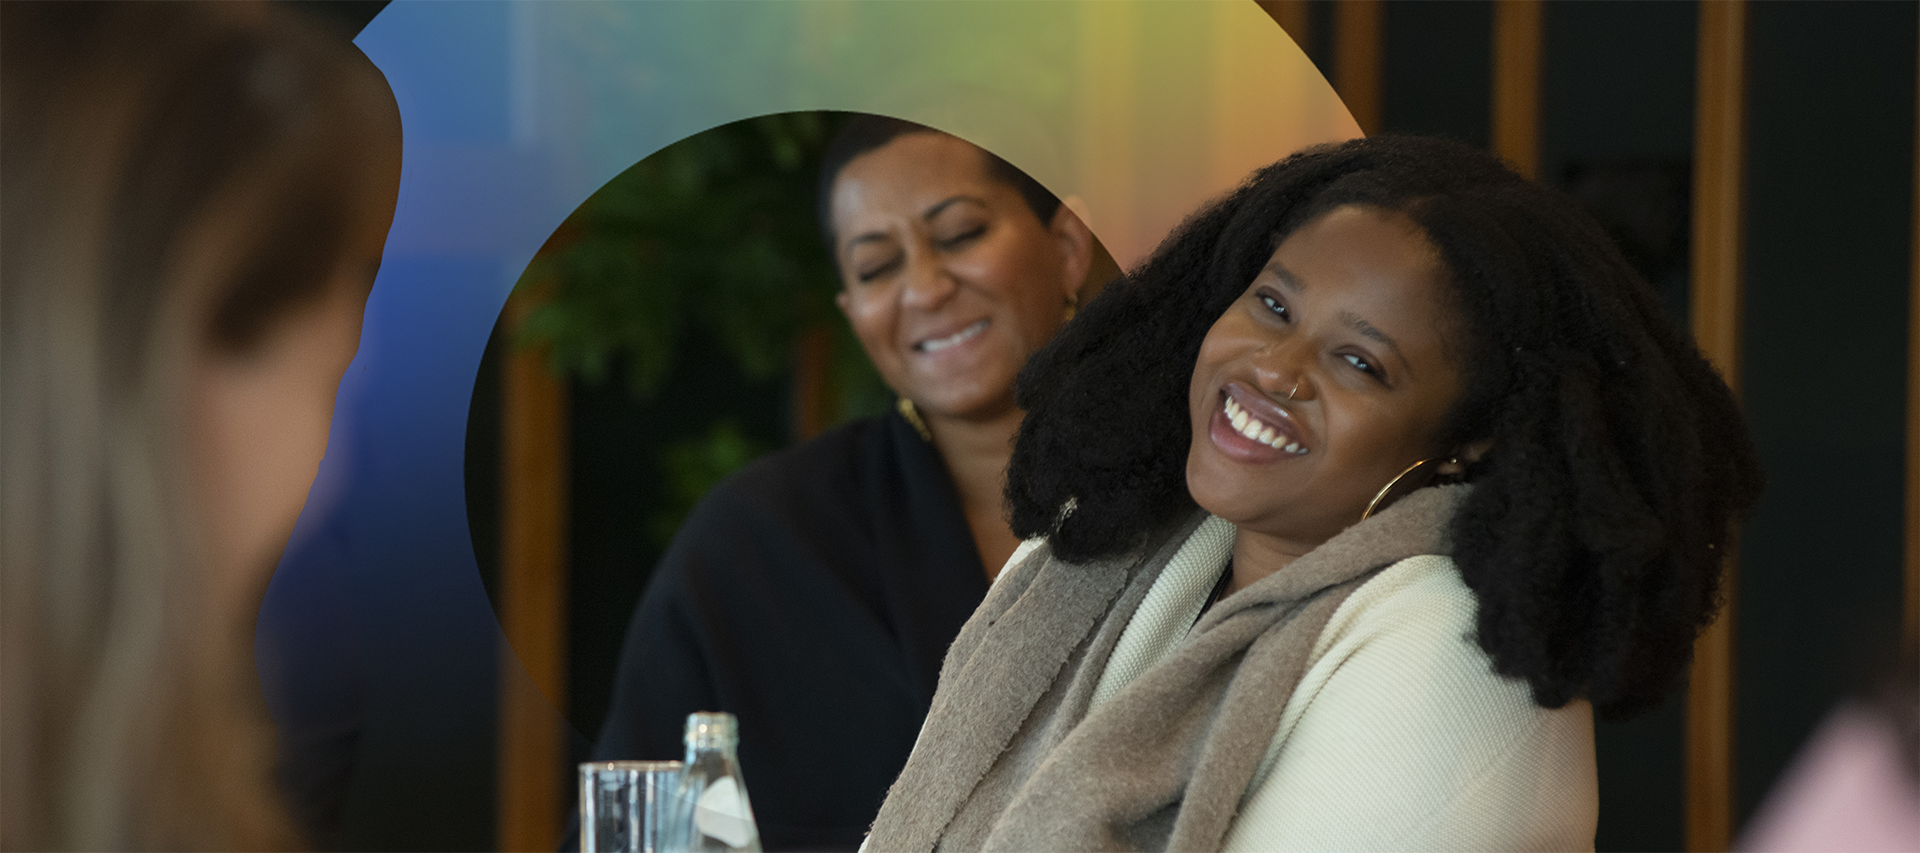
<box><xmin>256</xmin><ymin>0</ymin><xmax>1359</xmax><ymax>812</ymax></box>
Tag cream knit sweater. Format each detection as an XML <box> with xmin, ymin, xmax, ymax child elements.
<box><xmin>999</xmin><ymin>517</ymin><xmax>1598</xmax><ymax>851</ymax></box>
<box><xmin>875</xmin><ymin>518</ymin><xmax>1605</xmax><ymax>853</ymax></box>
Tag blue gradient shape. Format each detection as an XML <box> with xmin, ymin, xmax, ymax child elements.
<box><xmin>254</xmin><ymin>1</ymin><xmax>1336</xmax><ymax>841</ymax></box>
<box><xmin>258</xmin><ymin>1</ymin><xmax>1078</xmax><ymax>837</ymax></box>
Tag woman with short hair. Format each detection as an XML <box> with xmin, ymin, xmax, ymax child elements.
<box><xmin>591</xmin><ymin>115</ymin><xmax>1105</xmax><ymax>850</ymax></box>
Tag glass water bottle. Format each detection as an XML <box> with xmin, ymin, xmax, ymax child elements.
<box><xmin>674</xmin><ymin>712</ymin><xmax>761</xmax><ymax>852</ymax></box>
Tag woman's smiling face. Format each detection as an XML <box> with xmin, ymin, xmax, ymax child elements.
<box><xmin>1186</xmin><ymin>204</ymin><xmax>1467</xmax><ymax>550</ymax></box>
<box><xmin>830</xmin><ymin>132</ymin><xmax>1087</xmax><ymax>424</ymax></box>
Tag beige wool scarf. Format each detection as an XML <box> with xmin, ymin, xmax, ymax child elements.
<box><xmin>866</xmin><ymin>485</ymin><xmax>1471</xmax><ymax>853</ymax></box>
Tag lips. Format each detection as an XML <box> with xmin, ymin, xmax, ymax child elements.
<box><xmin>914</xmin><ymin>318</ymin><xmax>989</xmax><ymax>353</ymax></box>
<box><xmin>1222</xmin><ymin>396</ymin><xmax>1309</xmax><ymax>454</ymax></box>
<box><xmin>1216</xmin><ymin>382</ymin><xmax>1309</xmax><ymax>456</ymax></box>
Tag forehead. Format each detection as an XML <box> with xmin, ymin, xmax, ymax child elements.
<box><xmin>1275</xmin><ymin>207</ymin><xmax>1441</xmax><ymax>294</ymax></box>
<box><xmin>829</xmin><ymin>133</ymin><xmax>1005</xmax><ymax>233</ymax></box>
<box><xmin>1277</xmin><ymin>205</ymin><xmax>1435</xmax><ymax>276</ymax></box>
<box><xmin>1273</xmin><ymin>206</ymin><xmax>1458</xmax><ymax>346</ymax></box>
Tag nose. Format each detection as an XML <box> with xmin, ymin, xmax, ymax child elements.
<box><xmin>1250</xmin><ymin>337</ymin><xmax>1316</xmax><ymax>402</ymax></box>
<box><xmin>899</xmin><ymin>248</ymin><xmax>959</xmax><ymax>310</ymax></box>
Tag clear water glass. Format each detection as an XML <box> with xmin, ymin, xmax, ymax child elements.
<box><xmin>580</xmin><ymin>760</ymin><xmax>684</xmax><ymax>853</ymax></box>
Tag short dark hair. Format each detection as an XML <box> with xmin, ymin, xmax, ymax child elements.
<box><xmin>814</xmin><ymin>113</ymin><xmax>1062</xmax><ymax>255</ymax></box>
<box><xmin>1005</xmin><ymin>135</ymin><xmax>1764</xmax><ymax>721</ymax></box>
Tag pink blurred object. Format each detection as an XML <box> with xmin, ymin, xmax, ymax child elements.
<box><xmin>1740</xmin><ymin>703</ymin><xmax>1920</xmax><ymax>852</ymax></box>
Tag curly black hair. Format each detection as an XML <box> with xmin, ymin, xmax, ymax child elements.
<box><xmin>1005</xmin><ymin>135</ymin><xmax>1763</xmax><ymax>720</ymax></box>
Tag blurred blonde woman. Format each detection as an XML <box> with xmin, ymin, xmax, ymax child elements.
<box><xmin>1</xmin><ymin>4</ymin><xmax>401</xmax><ymax>849</ymax></box>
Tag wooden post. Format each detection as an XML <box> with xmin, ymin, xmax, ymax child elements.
<box><xmin>1333</xmin><ymin>0</ymin><xmax>1382</xmax><ymax>135</ymax></box>
<box><xmin>1687</xmin><ymin>2</ymin><xmax>1747</xmax><ymax>850</ymax></box>
<box><xmin>498</xmin><ymin>287</ymin><xmax>570</xmax><ymax>852</ymax></box>
<box><xmin>1491</xmin><ymin>0</ymin><xmax>1543</xmax><ymax>179</ymax></box>
<box><xmin>791</xmin><ymin>325</ymin><xmax>833</xmax><ymax>443</ymax></box>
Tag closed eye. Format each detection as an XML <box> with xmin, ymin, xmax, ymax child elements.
<box><xmin>937</xmin><ymin>225</ymin><xmax>986</xmax><ymax>251</ymax></box>
<box><xmin>857</xmin><ymin>255</ymin><xmax>902</xmax><ymax>283</ymax></box>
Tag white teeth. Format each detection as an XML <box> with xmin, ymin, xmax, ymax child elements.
<box><xmin>1220</xmin><ymin>394</ymin><xmax>1309</xmax><ymax>455</ymax></box>
<box><xmin>919</xmin><ymin>319</ymin><xmax>988</xmax><ymax>352</ymax></box>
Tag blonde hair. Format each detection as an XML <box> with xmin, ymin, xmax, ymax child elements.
<box><xmin>1</xmin><ymin>4</ymin><xmax>400</xmax><ymax>848</ymax></box>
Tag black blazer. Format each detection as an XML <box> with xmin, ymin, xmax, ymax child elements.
<box><xmin>591</xmin><ymin>411</ymin><xmax>989</xmax><ymax>851</ymax></box>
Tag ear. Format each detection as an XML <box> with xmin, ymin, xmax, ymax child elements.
<box><xmin>834</xmin><ymin>288</ymin><xmax>852</xmax><ymax>318</ymax></box>
<box><xmin>1436</xmin><ymin>438</ymin><xmax>1495</xmax><ymax>477</ymax></box>
<box><xmin>1048</xmin><ymin>196</ymin><xmax>1096</xmax><ymax>306</ymax></box>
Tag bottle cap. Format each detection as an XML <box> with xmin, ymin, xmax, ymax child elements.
<box><xmin>684</xmin><ymin>711</ymin><xmax>737</xmax><ymax>747</ymax></box>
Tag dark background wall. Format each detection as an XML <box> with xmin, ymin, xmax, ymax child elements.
<box><xmin>1738</xmin><ymin>0</ymin><xmax>1914</xmax><ymax>828</ymax></box>
<box><xmin>277</xmin><ymin>2</ymin><xmax>1915</xmax><ymax>850</ymax></box>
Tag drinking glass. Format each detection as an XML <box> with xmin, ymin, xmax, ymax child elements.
<box><xmin>580</xmin><ymin>760</ymin><xmax>684</xmax><ymax>853</ymax></box>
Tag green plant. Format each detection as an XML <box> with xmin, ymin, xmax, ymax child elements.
<box><xmin>647</xmin><ymin>419</ymin><xmax>770</xmax><ymax>548</ymax></box>
<box><xmin>510</xmin><ymin>113</ymin><xmax>891</xmax><ymax>546</ymax></box>
<box><xmin>514</xmin><ymin>111</ymin><xmax>887</xmax><ymax>423</ymax></box>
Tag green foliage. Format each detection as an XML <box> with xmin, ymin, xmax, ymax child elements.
<box><xmin>514</xmin><ymin>112</ymin><xmax>886</xmax><ymax>420</ymax></box>
<box><xmin>647</xmin><ymin>419</ymin><xmax>769</xmax><ymax>549</ymax></box>
<box><xmin>511</xmin><ymin>113</ymin><xmax>894</xmax><ymax>551</ymax></box>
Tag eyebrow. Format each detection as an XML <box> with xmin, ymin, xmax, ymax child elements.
<box><xmin>923</xmin><ymin>194</ymin><xmax>985</xmax><ymax>221</ymax></box>
<box><xmin>1339</xmin><ymin>310</ymin><xmax>1412</xmax><ymax>377</ymax></box>
<box><xmin>844</xmin><ymin>231</ymin><xmax>891</xmax><ymax>253</ymax></box>
<box><xmin>1266</xmin><ymin>261</ymin><xmax>1304</xmax><ymax>291</ymax></box>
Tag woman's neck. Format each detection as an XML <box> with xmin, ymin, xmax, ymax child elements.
<box><xmin>925</xmin><ymin>405</ymin><xmax>1024</xmax><ymax>582</ymax></box>
<box><xmin>1224</xmin><ymin>530</ymin><xmax>1313</xmax><ymax>596</ymax></box>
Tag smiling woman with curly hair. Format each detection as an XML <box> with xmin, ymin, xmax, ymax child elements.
<box><xmin>864</xmin><ymin>135</ymin><xmax>1763</xmax><ymax>852</ymax></box>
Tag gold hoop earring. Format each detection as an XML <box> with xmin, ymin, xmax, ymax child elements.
<box><xmin>896</xmin><ymin>397</ymin><xmax>932</xmax><ymax>442</ymax></box>
<box><xmin>1359</xmin><ymin>456</ymin><xmax>1458</xmax><ymax>521</ymax></box>
<box><xmin>1063</xmin><ymin>293</ymin><xmax>1080</xmax><ymax>323</ymax></box>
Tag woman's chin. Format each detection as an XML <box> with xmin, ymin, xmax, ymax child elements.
<box><xmin>1186</xmin><ymin>455</ymin><xmax>1268</xmax><ymax>525</ymax></box>
<box><xmin>1189</xmin><ymin>489</ymin><xmax>1272</xmax><ymax>530</ymax></box>
<box><xmin>905</xmin><ymin>370</ymin><xmax>1021</xmax><ymax>423</ymax></box>
<box><xmin>1186</xmin><ymin>452</ymin><xmax>1346</xmax><ymax>539</ymax></box>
